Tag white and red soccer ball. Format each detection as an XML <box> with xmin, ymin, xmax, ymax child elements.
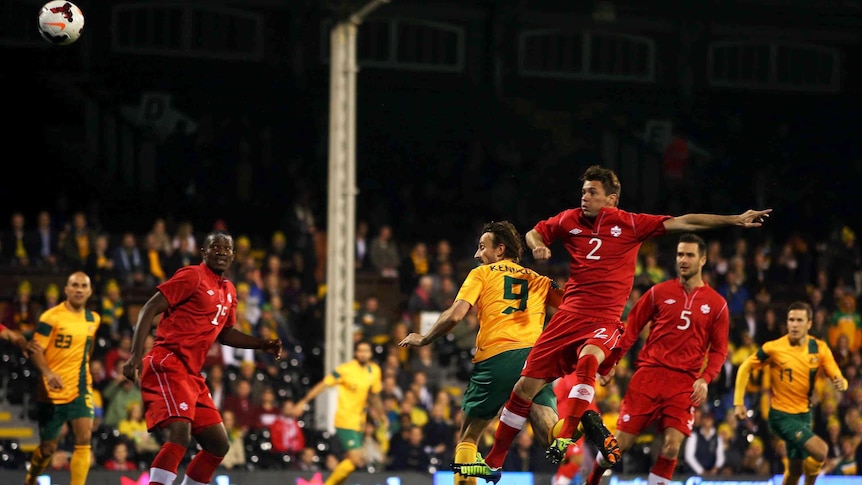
<box><xmin>38</xmin><ymin>1</ymin><xmax>85</xmax><ymax>46</ymax></box>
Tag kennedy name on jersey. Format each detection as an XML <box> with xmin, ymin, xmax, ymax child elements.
<box><xmin>488</xmin><ymin>264</ymin><xmax>533</xmax><ymax>275</ymax></box>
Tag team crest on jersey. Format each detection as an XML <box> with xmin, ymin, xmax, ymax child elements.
<box><xmin>610</xmin><ymin>225</ymin><xmax>622</xmax><ymax>237</ymax></box>
<box><xmin>622</xmin><ymin>414</ymin><xmax>630</xmax><ymax>422</ymax></box>
<box><xmin>664</xmin><ymin>299</ymin><xmax>676</xmax><ymax>305</ymax></box>
<box><xmin>810</xmin><ymin>356</ymin><xmax>819</xmax><ymax>364</ymax></box>
<box><xmin>700</xmin><ymin>304</ymin><xmax>711</xmax><ymax>314</ymax></box>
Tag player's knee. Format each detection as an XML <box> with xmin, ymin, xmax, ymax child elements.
<box><xmin>660</xmin><ymin>439</ymin><xmax>683</xmax><ymax>458</ymax></box>
<box><xmin>208</xmin><ymin>440</ymin><xmax>230</xmax><ymax>457</ymax></box>
<box><xmin>808</xmin><ymin>440</ymin><xmax>828</xmax><ymax>462</ymax></box>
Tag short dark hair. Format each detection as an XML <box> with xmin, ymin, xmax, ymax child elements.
<box><xmin>481</xmin><ymin>221</ymin><xmax>523</xmax><ymax>263</ymax></box>
<box><xmin>582</xmin><ymin>165</ymin><xmax>622</xmax><ymax>201</ymax></box>
<box><xmin>678</xmin><ymin>233</ymin><xmax>707</xmax><ymax>256</ymax></box>
<box><xmin>204</xmin><ymin>231</ymin><xmax>234</xmax><ymax>248</ymax></box>
<box><xmin>354</xmin><ymin>340</ymin><xmax>372</xmax><ymax>352</ymax></box>
<box><xmin>787</xmin><ymin>301</ymin><xmax>813</xmax><ymax>321</ymax></box>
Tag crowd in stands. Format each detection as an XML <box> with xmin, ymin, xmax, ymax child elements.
<box><xmin>0</xmin><ymin>207</ymin><xmax>860</xmax><ymax>478</ymax></box>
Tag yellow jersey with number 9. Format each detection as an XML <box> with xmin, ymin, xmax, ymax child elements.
<box><xmin>33</xmin><ymin>303</ymin><xmax>100</xmax><ymax>404</ymax></box>
<box><xmin>456</xmin><ymin>261</ymin><xmax>554</xmax><ymax>363</ymax></box>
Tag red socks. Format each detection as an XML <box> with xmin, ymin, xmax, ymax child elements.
<box><xmin>150</xmin><ymin>442</ymin><xmax>187</xmax><ymax>485</ymax></box>
<box><xmin>485</xmin><ymin>392</ymin><xmax>533</xmax><ymax>469</ymax></box>
<box><xmin>185</xmin><ymin>450</ymin><xmax>225</xmax><ymax>485</ymax></box>
<box><xmin>560</xmin><ymin>354</ymin><xmax>599</xmax><ymax>437</ymax></box>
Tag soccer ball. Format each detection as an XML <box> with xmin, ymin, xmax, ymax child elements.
<box><xmin>38</xmin><ymin>1</ymin><xmax>85</xmax><ymax>46</ymax></box>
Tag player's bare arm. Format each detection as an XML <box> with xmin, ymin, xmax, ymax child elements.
<box><xmin>732</xmin><ymin>354</ymin><xmax>760</xmax><ymax>420</ymax></box>
<box><xmin>690</xmin><ymin>378</ymin><xmax>708</xmax><ymax>406</ymax></box>
<box><xmin>217</xmin><ymin>327</ymin><xmax>282</xmax><ymax>359</ymax></box>
<box><xmin>399</xmin><ymin>299</ymin><xmax>472</xmax><ymax>347</ymax></box>
<box><xmin>664</xmin><ymin>209</ymin><xmax>772</xmax><ymax>232</ymax></box>
<box><xmin>124</xmin><ymin>291</ymin><xmax>170</xmax><ymax>382</ymax></box>
<box><xmin>291</xmin><ymin>379</ymin><xmax>332</xmax><ymax>418</ymax></box>
<box><xmin>27</xmin><ymin>343</ymin><xmax>63</xmax><ymax>391</ymax></box>
<box><xmin>526</xmin><ymin>229</ymin><xmax>552</xmax><ymax>260</ymax></box>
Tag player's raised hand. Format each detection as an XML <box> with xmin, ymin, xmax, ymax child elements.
<box><xmin>122</xmin><ymin>357</ymin><xmax>142</xmax><ymax>383</ymax></box>
<box><xmin>733</xmin><ymin>404</ymin><xmax>749</xmax><ymax>420</ymax></box>
<box><xmin>598</xmin><ymin>367</ymin><xmax>615</xmax><ymax>386</ymax></box>
<box><xmin>532</xmin><ymin>246</ymin><xmax>552</xmax><ymax>261</ymax></box>
<box><xmin>690</xmin><ymin>378</ymin><xmax>708</xmax><ymax>406</ymax></box>
<box><xmin>398</xmin><ymin>333</ymin><xmax>426</xmax><ymax>347</ymax></box>
<box><xmin>736</xmin><ymin>209</ymin><xmax>772</xmax><ymax>227</ymax></box>
<box><xmin>261</xmin><ymin>338</ymin><xmax>283</xmax><ymax>359</ymax></box>
<box><xmin>832</xmin><ymin>375</ymin><xmax>848</xmax><ymax>392</ymax></box>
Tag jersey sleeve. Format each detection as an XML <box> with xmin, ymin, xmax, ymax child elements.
<box><xmin>371</xmin><ymin>364</ymin><xmax>382</xmax><ymax>394</ymax></box>
<box><xmin>533</xmin><ymin>210</ymin><xmax>570</xmax><ymax>246</ymax></box>
<box><xmin>733</xmin><ymin>343</ymin><xmax>771</xmax><ymax>406</ymax></box>
<box><xmin>618</xmin><ymin>286</ymin><xmax>656</xmax><ymax>357</ymax></box>
<box><xmin>454</xmin><ymin>268</ymin><xmax>484</xmax><ymax>306</ymax></box>
<box><xmin>631</xmin><ymin>212</ymin><xmax>672</xmax><ymax>241</ymax></box>
<box><xmin>33</xmin><ymin>311</ymin><xmax>55</xmax><ymax>349</ymax></box>
<box><xmin>818</xmin><ymin>338</ymin><xmax>846</xmax><ymax>382</ymax></box>
<box><xmin>701</xmin><ymin>300</ymin><xmax>730</xmax><ymax>383</ymax></box>
<box><xmin>324</xmin><ymin>363</ymin><xmax>345</xmax><ymax>387</ymax></box>
<box><xmin>157</xmin><ymin>266</ymin><xmax>201</xmax><ymax>307</ymax></box>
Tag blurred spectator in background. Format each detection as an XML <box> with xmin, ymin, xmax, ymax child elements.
<box><xmin>1</xmin><ymin>211</ymin><xmax>35</xmax><ymax>267</ymax></box>
<box><xmin>103</xmin><ymin>441</ymin><xmax>137</xmax><ymax>471</ymax></box>
<box><xmin>144</xmin><ymin>232</ymin><xmax>169</xmax><ymax>284</ymax></box>
<box><xmin>401</xmin><ymin>241</ymin><xmax>431</xmax><ymax>296</ymax></box>
<box><xmin>99</xmin><ymin>281</ymin><xmax>128</xmax><ymax>344</ymax></box>
<box><xmin>164</xmin><ymin>235</ymin><xmax>200</xmax><ymax>276</ymax></box>
<box><xmin>112</xmin><ymin>231</ymin><xmax>151</xmax><ymax>288</ymax></box>
<box><xmin>269</xmin><ymin>399</ymin><xmax>306</xmax><ymax>457</ymax></box>
<box><xmin>223</xmin><ymin>378</ymin><xmax>262</xmax><ymax>433</ymax></box>
<box><xmin>62</xmin><ymin>211</ymin><xmax>98</xmax><ymax>270</ymax></box>
<box><xmin>357</xmin><ymin>296</ymin><xmax>389</xmax><ymax>345</ymax></box>
<box><xmin>355</xmin><ymin>220</ymin><xmax>371</xmax><ymax>272</ymax></box>
<box><xmin>684</xmin><ymin>412</ymin><xmax>724</xmax><ymax>476</ymax></box>
<box><xmin>33</xmin><ymin>210</ymin><xmax>61</xmax><ymax>268</ymax></box>
<box><xmin>370</xmin><ymin>225</ymin><xmax>400</xmax><ymax>279</ymax></box>
<box><xmin>220</xmin><ymin>410</ymin><xmax>247</xmax><ymax>470</ymax></box>
<box><xmin>84</xmin><ymin>233</ymin><xmax>116</xmax><ymax>293</ymax></box>
<box><xmin>387</xmin><ymin>424</ymin><xmax>429</xmax><ymax>472</ymax></box>
<box><xmin>0</xmin><ymin>280</ymin><xmax>41</xmax><ymax>333</ymax></box>
<box><xmin>828</xmin><ymin>293</ymin><xmax>861</xmax><ymax>353</ymax></box>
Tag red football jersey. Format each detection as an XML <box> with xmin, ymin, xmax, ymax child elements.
<box><xmin>619</xmin><ymin>279</ymin><xmax>729</xmax><ymax>382</ymax></box>
<box><xmin>534</xmin><ymin>207</ymin><xmax>670</xmax><ymax>319</ymax></box>
<box><xmin>152</xmin><ymin>263</ymin><xmax>237</xmax><ymax>374</ymax></box>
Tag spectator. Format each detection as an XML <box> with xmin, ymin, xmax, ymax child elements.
<box><xmin>0</xmin><ymin>280</ymin><xmax>41</xmax><ymax>333</ymax></box>
<box><xmin>739</xmin><ymin>437</ymin><xmax>770</xmax><ymax>475</ymax></box>
<box><xmin>294</xmin><ymin>447</ymin><xmax>321</xmax><ymax>472</ymax></box>
<box><xmin>103</xmin><ymin>440</ymin><xmax>138</xmax><ymax>471</ymax></box>
<box><xmin>1</xmin><ymin>211</ymin><xmax>36</xmax><ymax>266</ymax></box>
<box><xmin>401</xmin><ymin>241</ymin><xmax>431</xmax><ymax>295</ymax></box>
<box><xmin>112</xmin><ymin>231</ymin><xmax>152</xmax><ymax>288</ymax></box>
<box><xmin>220</xmin><ymin>410</ymin><xmax>247</xmax><ymax>470</ymax></box>
<box><xmin>62</xmin><ymin>211</ymin><xmax>98</xmax><ymax>270</ymax></box>
<box><xmin>387</xmin><ymin>424</ymin><xmax>429</xmax><ymax>472</ymax></box>
<box><xmin>369</xmin><ymin>225</ymin><xmax>400</xmax><ymax>278</ymax></box>
<box><xmin>257</xmin><ymin>387</ymin><xmax>280</xmax><ymax>428</ymax></box>
<box><xmin>99</xmin><ymin>281</ymin><xmax>129</xmax><ymax>344</ymax></box>
<box><xmin>164</xmin><ymin>230</ymin><xmax>200</xmax><ymax>276</ymax></box>
<box><xmin>355</xmin><ymin>220</ymin><xmax>371</xmax><ymax>272</ymax></box>
<box><xmin>828</xmin><ymin>293</ymin><xmax>861</xmax><ymax>353</ymax></box>
<box><xmin>102</xmin><ymin>361</ymin><xmax>143</xmax><ymax>427</ymax></box>
<box><xmin>84</xmin><ymin>233</ymin><xmax>116</xmax><ymax>293</ymax></box>
<box><xmin>143</xmin><ymin>232</ymin><xmax>169</xmax><ymax>284</ymax></box>
<box><xmin>32</xmin><ymin>209</ymin><xmax>61</xmax><ymax>267</ymax></box>
<box><xmin>718</xmin><ymin>269</ymin><xmax>750</xmax><ymax>319</ymax></box>
<box><xmin>684</xmin><ymin>412</ymin><xmax>725</xmax><ymax>476</ymax></box>
<box><xmin>356</xmin><ymin>296</ymin><xmax>389</xmax><ymax>345</ymax></box>
<box><xmin>269</xmin><ymin>399</ymin><xmax>306</xmax><ymax>456</ymax></box>
<box><xmin>117</xmin><ymin>402</ymin><xmax>160</xmax><ymax>457</ymax></box>
<box><xmin>223</xmin><ymin>379</ymin><xmax>262</xmax><ymax>432</ymax></box>
<box><xmin>104</xmin><ymin>333</ymin><xmax>133</xmax><ymax>378</ymax></box>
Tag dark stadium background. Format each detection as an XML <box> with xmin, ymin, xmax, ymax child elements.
<box><xmin>3</xmin><ymin>0</ymin><xmax>860</xmax><ymax>248</ymax></box>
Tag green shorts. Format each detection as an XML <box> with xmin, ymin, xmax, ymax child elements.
<box><xmin>462</xmin><ymin>348</ymin><xmax>557</xmax><ymax>420</ymax></box>
<box><xmin>335</xmin><ymin>427</ymin><xmax>363</xmax><ymax>451</ymax></box>
<box><xmin>768</xmin><ymin>408</ymin><xmax>815</xmax><ymax>460</ymax></box>
<box><xmin>37</xmin><ymin>393</ymin><xmax>95</xmax><ymax>440</ymax></box>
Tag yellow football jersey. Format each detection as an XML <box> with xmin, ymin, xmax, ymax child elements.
<box><xmin>456</xmin><ymin>261</ymin><xmax>554</xmax><ymax>363</ymax></box>
<box><xmin>734</xmin><ymin>335</ymin><xmax>844</xmax><ymax>414</ymax></box>
<box><xmin>33</xmin><ymin>303</ymin><xmax>100</xmax><ymax>404</ymax></box>
<box><xmin>323</xmin><ymin>359</ymin><xmax>382</xmax><ymax>431</ymax></box>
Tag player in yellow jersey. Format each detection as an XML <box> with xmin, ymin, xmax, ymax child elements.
<box><xmin>24</xmin><ymin>271</ymin><xmax>99</xmax><ymax>485</ymax></box>
<box><xmin>734</xmin><ymin>301</ymin><xmax>848</xmax><ymax>485</ymax></box>
<box><xmin>400</xmin><ymin>221</ymin><xmax>563</xmax><ymax>485</ymax></box>
<box><xmin>292</xmin><ymin>340</ymin><xmax>385</xmax><ymax>485</ymax></box>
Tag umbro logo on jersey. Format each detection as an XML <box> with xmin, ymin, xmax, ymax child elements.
<box><xmin>701</xmin><ymin>304</ymin><xmax>711</xmax><ymax>314</ymax></box>
<box><xmin>569</xmin><ymin>228</ymin><xmax>582</xmax><ymax>235</ymax></box>
<box><xmin>664</xmin><ymin>299</ymin><xmax>676</xmax><ymax>305</ymax></box>
<box><xmin>207</xmin><ymin>290</ymin><xmax>215</xmax><ymax>296</ymax></box>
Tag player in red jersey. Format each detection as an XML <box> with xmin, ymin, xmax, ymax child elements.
<box><xmin>584</xmin><ymin>233</ymin><xmax>730</xmax><ymax>485</ymax></box>
<box><xmin>123</xmin><ymin>231</ymin><xmax>282</xmax><ymax>485</ymax></box>
<box><xmin>454</xmin><ymin>165</ymin><xmax>769</xmax><ymax>481</ymax></box>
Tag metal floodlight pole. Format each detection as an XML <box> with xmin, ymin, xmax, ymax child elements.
<box><xmin>320</xmin><ymin>0</ymin><xmax>391</xmax><ymax>432</ymax></box>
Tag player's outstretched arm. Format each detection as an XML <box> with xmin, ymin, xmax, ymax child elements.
<box><xmin>124</xmin><ymin>291</ymin><xmax>170</xmax><ymax>382</ymax></box>
<box><xmin>664</xmin><ymin>209</ymin><xmax>772</xmax><ymax>232</ymax></box>
<box><xmin>218</xmin><ymin>327</ymin><xmax>282</xmax><ymax>359</ymax></box>
<box><xmin>732</xmin><ymin>354</ymin><xmax>759</xmax><ymax>419</ymax></box>
<box><xmin>399</xmin><ymin>299</ymin><xmax>472</xmax><ymax>347</ymax></box>
<box><xmin>526</xmin><ymin>229</ymin><xmax>552</xmax><ymax>260</ymax></box>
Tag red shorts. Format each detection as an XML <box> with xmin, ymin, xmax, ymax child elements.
<box><xmin>140</xmin><ymin>349</ymin><xmax>222</xmax><ymax>433</ymax></box>
<box><xmin>522</xmin><ymin>309</ymin><xmax>623</xmax><ymax>381</ymax></box>
<box><xmin>616</xmin><ymin>366</ymin><xmax>696</xmax><ymax>436</ymax></box>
